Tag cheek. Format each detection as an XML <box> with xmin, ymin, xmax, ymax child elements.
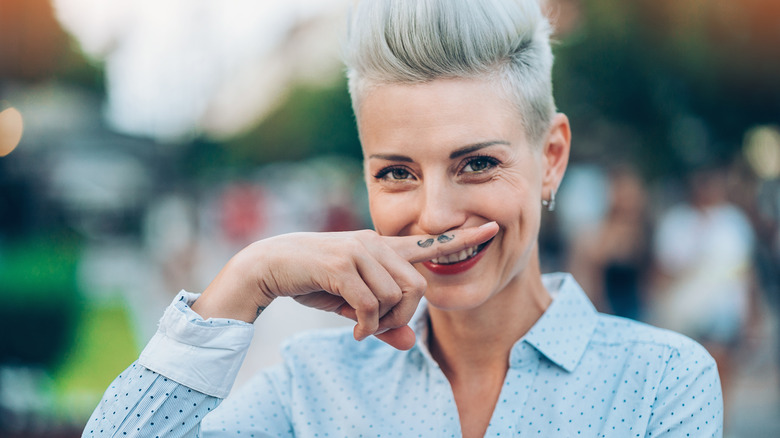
<box><xmin>367</xmin><ymin>189</ymin><xmax>415</xmax><ymax>236</ymax></box>
<box><xmin>478</xmin><ymin>175</ymin><xmax>538</xmax><ymax>222</ymax></box>
<box><xmin>478</xmin><ymin>185</ymin><xmax>542</xmax><ymax>254</ymax></box>
<box><xmin>478</xmin><ymin>194</ymin><xmax>530</xmax><ymax>234</ymax></box>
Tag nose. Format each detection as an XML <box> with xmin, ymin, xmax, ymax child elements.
<box><xmin>416</xmin><ymin>179</ymin><xmax>467</xmax><ymax>235</ymax></box>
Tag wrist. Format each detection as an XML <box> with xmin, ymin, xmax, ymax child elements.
<box><xmin>192</xmin><ymin>243</ymin><xmax>274</xmax><ymax>323</ymax></box>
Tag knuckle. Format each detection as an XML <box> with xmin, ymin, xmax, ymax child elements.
<box><xmin>359</xmin><ymin>297</ymin><xmax>379</xmax><ymax>314</ymax></box>
<box><xmin>390</xmin><ymin>286</ymin><xmax>403</xmax><ymax>302</ymax></box>
<box><xmin>355</xmin><ymin>229</ymin><xmax>378</xmax><ymax>241</ymax></box>
<box><xmin>345</xmin><ymin>238</ymin><xmax>364</xmax><ymax>254</ymax></box>
<box><xmin>408</xmin><ymin>275</ymin><xmax>427</xmax><ymax>296</ymax></box>
<box><xmin>377</xmin><ymin>284</ymin><xmax>403</xmax><ymax>303</ymax></box>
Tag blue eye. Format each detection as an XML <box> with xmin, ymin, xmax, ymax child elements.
<box><xmin>462</xmin><ymin>156</ymin><xmax>499</xmax><ymax>173</ymax></box>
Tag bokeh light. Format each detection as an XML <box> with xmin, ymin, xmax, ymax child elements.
<box><xmin>744</xmin><ymin>125</ymin><xmax>780</xmax><ymax>180</ymax></box>
<box><xmin>0</xmin><ymin>106</ymin><xmax>24</xmax><ymax>157</ymax></box>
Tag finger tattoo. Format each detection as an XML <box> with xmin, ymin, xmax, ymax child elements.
<box><xmin>417</xmin><ymin>234</ymin><xmax>455</xmax><ymax>248</ymax></box>
<box><xmin>437</xmin><ymin>234</ymin><xmax>454</xmax><ymax>243</ymax></box>
<box><xmin>417</xmin><ymin>238</ymin><xmax>434</xmax><ymax>248</ymax></box>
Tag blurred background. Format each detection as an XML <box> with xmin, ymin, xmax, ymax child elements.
<box><xmin>0</xmin><ymin>0</ymin><xmax>778</xmax><ymax>436</ymax></box>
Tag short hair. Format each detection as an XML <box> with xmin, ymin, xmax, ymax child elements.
<box><xmin>343</xmin><ymin>0</ymin><xmax>556</xmax><ymax>145</ymax></box>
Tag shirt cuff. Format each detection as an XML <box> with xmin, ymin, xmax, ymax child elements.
<box><xmin>138</xmin><ymin>291</ymin><xmax>254</xmax><ymax>398</ymax></box>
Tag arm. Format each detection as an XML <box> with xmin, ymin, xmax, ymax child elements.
<box><xmin>83</xmin><ymin>292</ymin><xmax>253</xmax><ymax>438</ymax></box>
<box><xmin>84</xmin><ymin>224</ymin><xmax>498</xmax><ymax>436</ymax></box>
<box><xmin>646</xmin><ymin>342</ymin><xmax>724</xmax><ymax>437</ymax></box>
<box><xmin>83</xmin><ymin>363</ymin><xmax>218</xmax><ymax>438</ymax></box>
<box><xmin>191</xmin><ymin>224</ymin><xmax>498</xmax><ymax>349</ymax></box>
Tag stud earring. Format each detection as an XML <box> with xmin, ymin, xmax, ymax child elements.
<box><xmin>542</xmin><ymin>189</ymin><xmax>556</xmax><ymax>212</ymax></box>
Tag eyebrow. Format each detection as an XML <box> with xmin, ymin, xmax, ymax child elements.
<box><xmin>367</xmin><ymin>153</ymin><xmax>414</xmax><ymax>162</ymax></box>
<box><xmin>448</xmin><ymin>141</ymin><xmax>510</xmax><ymax>159</ymax></box>
<box><xmin>368</xmin><ymin>140</ymin><xmax>510</xmax><ymax>162</ymax></box>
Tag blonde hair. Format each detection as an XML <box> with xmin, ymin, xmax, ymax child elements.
<box><xmin>343</xmin><ymin>0</ymin><xmax>556</xmax><ymax>144</ymax></box>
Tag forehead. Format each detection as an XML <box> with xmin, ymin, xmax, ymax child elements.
<box><xmin>357</xmin><ymin>78</ymin><xmax>525</xmax><ymax>156</ymax></box>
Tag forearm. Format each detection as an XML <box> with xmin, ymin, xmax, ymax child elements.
<box><xmin>83</xmin><ymin>363</ymin><xmax>219</xmax><ymax>438</ymax></box>
<box><xmin>84</xmin><ymin>291</ymin><xmax>254</xmax><ymax>437</ymax></box>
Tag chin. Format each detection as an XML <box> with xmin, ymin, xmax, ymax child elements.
<box><xmin>422</xmin><ymin>282</ymin><xmax>497</xmax><ymax>312</ymax></box>
<box><xmin>419</xmin><ymin>237</ymin><xmax>521</xmax><ymax>310</ymax></box>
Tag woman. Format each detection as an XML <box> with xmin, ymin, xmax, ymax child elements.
<box><xmin>84</xmin><ymin>1</ymin><xmax>722</xmax><ymax>436</ymax></box>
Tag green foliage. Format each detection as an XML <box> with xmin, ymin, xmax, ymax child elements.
<box><xmin>0</xmin><ymin>234</ymin><xmax>80</xmax><ymax>304</ymax></box>
<box><xmin>51</xmin><ymin>302</ymin><xmax>140</xmax><ymax>422</ymax></box>
<box><xmin>553</xmin><ymin>0</ymin><xmax>780</xmax><ymax>178</ymax></box>
<box><xmin>0</xmin><ymin>233</ymin><xmax>82</xmax><ymax>368</ymax></box>
<box><xmin>224</xmin><ymin>77</ymin><xmax>362</xmax><ymax>165</ymax></box>
<box><xmin>57</xmin><ymin>38</ymin><xmax>106</xmax><ymax>94</ymax></box>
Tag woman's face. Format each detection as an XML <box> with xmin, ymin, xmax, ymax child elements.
<box><xmin>358</xmin><ymin>78</ymin><xmax>568</xmax><ymax>311</ymax></box>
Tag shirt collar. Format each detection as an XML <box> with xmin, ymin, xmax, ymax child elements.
<box><xmin>411</xmin><ymin>273</ymin><xmax>598</xmax><ymax>373</ymax></box>
<box><xmin>520</xmin><ymin>273</ymin><xmax>598</xmax><ymax>372</ymax></box>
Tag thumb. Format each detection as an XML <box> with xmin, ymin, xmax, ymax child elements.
<box><xmin>374</xmin><ymin>325</ymin><xmax>417</xmax><ymax>350</ymax></box>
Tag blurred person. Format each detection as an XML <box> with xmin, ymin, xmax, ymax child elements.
<box><xmin>568</xmin><ymin>165</ymin><xmax>652</xmax><ymax>321</ymax></box>
<box><xmin>729</xmin><ymin>157</ymin><xmax>780</xmax><ymax>352</ymax></box>
<box><xmin>719</xmin><ymin>158</ymin><xmax>780</xmax><ymax>407</ymax></box>
<box><xmin>651</xmin><ymin>166</ymin><xmax>756</xmax><ymax>407</ymax></box>
<box><xmin>84</xmin><ymin>1</ymin><xmax>722</xmax><ymax>437</ymax></box>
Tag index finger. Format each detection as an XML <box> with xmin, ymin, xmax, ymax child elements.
<box><xmin>384</xmin><ymin>221</ymin><xmax>499</xmax><ymax>264</ymax></box>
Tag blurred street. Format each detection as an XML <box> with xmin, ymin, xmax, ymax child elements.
<box><xmin>2</xmin><ymin>0</ymin><xmax>779</xmax><ymax>436</ymax></box>
<box><xmin>730</xmin><ymin>334</ymin><xmax>780</xmax><ymax>437</ymax></box>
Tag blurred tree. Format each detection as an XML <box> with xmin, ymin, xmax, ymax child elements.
<box><xmin>51</xmin><ymin>301</ymin><xmax>140</xmax><ymax>421</ymax></box>
<box><xmin>222</xmin><ymin>77</ymin><xmax>362</xmax><ymax>165</ymax></box>
<box><xmin>218</xmin><ymin>0</ymin><xmax>780</xmax><ymax>179</ymax></box>
<box><xmin>0</xmin><ymin>0</ymin><xmax>103</xmax><ymax>92</ymax></box>
<box><xmin>552</xmin><ymin>0</ymin><xmax>780</xmax><ymax>178</ymax></box>
<box><xmin>0</xmin><ymin>233</ymin><xmax>81</xmax><ymax>369</ymax></box>
<box><xmin>0</xmin><ymin>0</ymin><xmax>65</xmax><ymax>81</ymax></box>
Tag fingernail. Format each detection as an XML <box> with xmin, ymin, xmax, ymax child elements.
<box><xmin>479</xmin><ymin>221</ymin><xmax>497</xmax><ymax>229</ymax></box>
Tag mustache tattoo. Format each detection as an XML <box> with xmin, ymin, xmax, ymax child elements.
<box><xmin>417</xmin><ymin>234</ymin><xmax>455</xmax><ymax>248</ymax></box>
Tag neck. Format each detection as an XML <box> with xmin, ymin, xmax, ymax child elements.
<box><xmin>427</xmin><ymin>256</ymin><xmax>552</xmax><ymax>378</ymax></box>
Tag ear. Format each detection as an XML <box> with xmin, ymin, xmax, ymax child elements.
<box><xmin>541</xmin><ymin>113</ymin><xmax>571</xmax><ymax>197</ymax></box>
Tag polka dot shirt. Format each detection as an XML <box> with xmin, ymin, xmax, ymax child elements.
<box><xmin>84</xmin><ymin>273</ymin><xmax>722</xmax><ymax>437</ymax></box>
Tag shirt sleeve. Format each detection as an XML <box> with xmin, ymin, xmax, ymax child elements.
<box><xmin>83</xmin><ymin>291</ymin><xmax>254</xmax><ymax>438</ymax></box>
<box><xmin>645</xmin><ymin>342</ymin><xmax>724</xmax><ymax>437</ymax></box>
<box><xmin>82</xmin><ymin>363</ymin><xmax>219</xmax><ymax>438</ymax></box>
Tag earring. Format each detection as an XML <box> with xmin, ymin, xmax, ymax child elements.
<box><xmin>542</xmin><ymin>189</ymin><xmax>556</xmax><ymax>212</ymax></box>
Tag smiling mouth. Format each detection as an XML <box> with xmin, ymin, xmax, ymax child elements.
<box><xmin>428</xmin><ymin>238</ymin><xmax>493</xmax><ymax>265</ymax></box>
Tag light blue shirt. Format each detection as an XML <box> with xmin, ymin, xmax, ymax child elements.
<box><xmin>84</xmin><ymin>273</ymin><xmax>723</xmax><ymax>437</ymax></box>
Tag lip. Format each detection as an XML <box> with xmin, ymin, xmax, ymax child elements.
<box><xmin>422</xmin><ymin>238</ymin><xmax>493</xmax><ymax>275</ymax></box>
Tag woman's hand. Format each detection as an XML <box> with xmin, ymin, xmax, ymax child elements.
<box><xmin>191</xmin><ymin>222</ymin><xmax>498</xmax><ymax>350</ymax></box>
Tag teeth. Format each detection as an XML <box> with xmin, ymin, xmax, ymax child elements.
<box><xmin>430</xmin><ymin>244</ymin><xmax>482</xmax><ymax>265</ymax></box>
